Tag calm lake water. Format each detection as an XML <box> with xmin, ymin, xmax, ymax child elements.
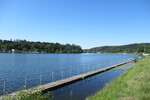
<box><xmin>0</xmin><ymin>53</ymin><xmax>140</xmax><ymax>98</ymax></box>
<box><xmin>53</xmin><ymin>63</ymin><xmax>135</xmax><ymax>100</ymax></box>
<box><xmin>53</xmin><ymin>69</ymin><xmax>124</xmax><ymax>100</ymax></box>
<box><xmin>0</xmin><ymin>53</ymin><xmax>139</xmax><ymax>79</ymax></box>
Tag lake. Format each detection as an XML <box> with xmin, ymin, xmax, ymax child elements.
<box><xmin>53</xmin><ymin>63</ymin><xmax>136</xmax><ymax>100</ymax></box>
<box><xmin>0</xmin><ymin>53</ymin><xmax>140</xmax><ymax>97</ymax></box>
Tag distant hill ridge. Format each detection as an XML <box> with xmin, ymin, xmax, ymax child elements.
<box><xmin>84</xmin><ymin>43</ymin><xmax>150</xmax><ymax>53</ymax></box>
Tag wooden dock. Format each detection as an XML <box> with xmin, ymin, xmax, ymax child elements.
<box><xmin>0</xmin><ymin>59</ymin><xmax>135</xmax><ymax>99</ymax></box>
<box><xmin>37</xmin><ymin>60</ymin><xmax>134</xmax><ymax>92</ymax></box>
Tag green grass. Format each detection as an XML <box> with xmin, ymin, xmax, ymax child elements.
<box><xmin>2</xmin><ymin>88</ymin><xmax>52</xmax><ymax>100</ymax></box>
<box><xmin>86</xmin><ymin>56</ymin><xmax>150</xmax><ymax>100</ymax></box>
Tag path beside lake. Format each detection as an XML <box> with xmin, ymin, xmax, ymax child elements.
<box><xmin>86</xmin><ymin>56</ymin><xmax>150</xmax><ymax>100</ymax></box>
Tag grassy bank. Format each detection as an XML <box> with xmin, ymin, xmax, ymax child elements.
<box><xmin>1</xmin><ymin>88</ymin><xmax>52</xmax><ymax>100</ymax></box>
<box><xmin>87</xmin><ymin>56</ymin><xmax>150</xmax><ymax>100</ymax></box>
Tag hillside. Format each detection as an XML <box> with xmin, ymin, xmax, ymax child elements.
<box><xmin>0</xmin><ymin>39</ymin><xmax>83</xmax><ymax>53</ymax></box>
<box><xmin>84</xmin><ymin>43</ymin><xmax>150</xmax><ymax>53</ymax></box>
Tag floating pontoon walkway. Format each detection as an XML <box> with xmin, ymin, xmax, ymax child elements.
<box><xmin>37</xmin><ymin>59</ymin><xmax>135</xmax><ymax>92</ymax></box>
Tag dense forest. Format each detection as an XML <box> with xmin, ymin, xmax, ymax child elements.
<box><xmin>84</xmin><ymin>43</ymin><xmax>150</xmax><ymax>54</ymax></box>
<box><xmin>0</xmin><ymin>39</ymin><xmax>83</xmax><ymax>53</ymax></box>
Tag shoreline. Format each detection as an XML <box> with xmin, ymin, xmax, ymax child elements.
<box><xmin>86</xmin><ymin>56</ymin><xmax>150</xmax><ymax>100</ymax></box>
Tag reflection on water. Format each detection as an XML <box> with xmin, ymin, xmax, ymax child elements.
<box><xmin>53</xmin><ymin>69</ymin><xmax>125</xmax><ymax>100</ymax></box>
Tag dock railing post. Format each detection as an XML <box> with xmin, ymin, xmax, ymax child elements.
<box><xmin>62</xmin><ymin>70</ymin><xmax>64</xmax><ymax>79</ymax></box>
<box><xmin>78</xmin><ymin>67</ymin><xmax>79</xmax><ymax>75</ymax></box>
<box><xmin>89</xmin><ymin>65</ymin><xmax>91</xmax><ymax>72</ymax></box>
<box><xmin>24</xmin><ymin>76</ymin><xmax>27</xmax><ymax>89</ymax></box>
<box><xmin>70</xmin><ymin>68</ymin><xmax>71</xmax><ymax>77</ymax></box>
<box><xmin>87</xmin><ymin>65</ymin><xmax>88</xmax><ymax>72</ymax></box>
<box><xmin>52</xmin><ymin>71</ymin><xmax>54</xmax><ymax>82</ymax></box>
<box><xmin>40</xmin><ymin>74</ymin><xmax>42</xmax><ymax>85</ymax></box>
<box><xmin>4</xmin><ymin>80</ymin><xmax>6</xmax><ymax>95</ymax></box>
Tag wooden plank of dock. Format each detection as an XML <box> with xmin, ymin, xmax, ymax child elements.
<box><xmin>37</xmin><ymin>60</ymin><xmax>132</xmax><ymax>92</ymax></box>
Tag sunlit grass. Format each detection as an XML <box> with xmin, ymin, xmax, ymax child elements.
<box><xmin>86</xmin><ymin>56</ymin><xmax>150</xmax><ymax>100</ymax></box>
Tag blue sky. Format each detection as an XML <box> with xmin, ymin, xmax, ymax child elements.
<box><xmin>0</xmin><ymin>0</ymin><xmax>150</xmax><ymax>49</ymax></box>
